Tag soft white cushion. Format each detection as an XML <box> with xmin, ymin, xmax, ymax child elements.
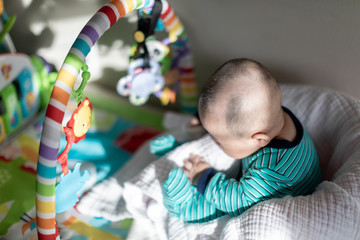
<box><xmin>220</xmin><ymin>84</ymin><xmax>360</xmax><ymax>239</ymax></box>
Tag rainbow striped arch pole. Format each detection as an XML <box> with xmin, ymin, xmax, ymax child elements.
<box><xmin>35</xmin><ymin>0</ymin><xmax>197</xmax><ymax>239</ymax></box>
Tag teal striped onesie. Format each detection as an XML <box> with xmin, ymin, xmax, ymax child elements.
<box><xmin>162</xmin><ymin>108</ymin><xmax>322</xmax><ymax>223</ymax></box>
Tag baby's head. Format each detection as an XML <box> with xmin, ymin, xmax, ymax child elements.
<box><xmin>198</xmin><ymin>58</ymin><xmax>284</xmax><ymax>159</ymax></box>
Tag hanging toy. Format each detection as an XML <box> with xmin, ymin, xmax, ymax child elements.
<box><xmin>55</xmin><ymin>69</ymin><xmax>93</xmax><ymax>213</ymax></box>
<box><xmin>57</xmin><ymin>97</ymin><xmax>93</xmax><ymax>175</ymax></box>
<box><xmin>53</xmin><ymin>64</ymin><xmax>92</xmax><ymax>213</ymax></box>
<box><xmin>55</xmin><ymin>162</ymin><xmax>90</xmax><ymax>213</ymax></box>
<box><xmin>57</xmin><ymin>64</ymin><xmax>92</xmax><ymax>175</ymax></box>
<box><xmin>116</xmin><ymin>58</ymin><xmax>164</xmax><ymax>105</ymax></box>
<box><xmin>126</xmin><ymin>38</ymin><xmax>177</xmax><ymax>105</ymax></box>
<box><xmin>116</xmin><ymin>0</ymin><xmax>173</xmax><ymax>106</ymax></box>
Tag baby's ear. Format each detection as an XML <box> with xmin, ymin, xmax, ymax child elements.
<box><xmin>251</xmin><ymin>133</ymin><xmax>270</xmax><ymax>147</ymax></box>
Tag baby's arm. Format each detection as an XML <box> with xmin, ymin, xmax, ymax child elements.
<box><xmin>182</xmin><ymin>154</ymin><xmax>291</xmax><ymax>216</ymax></box>
<box><xmin>162</xmin><ymin>154</ymin><xmax>229</xmax><ymax>222</ymax></box>
<box><xmin>162</xmin><ymin>167</ymin><xmax>226</xmax><ymax>222</ymax></box>
<box><xmin>163</xmin><ymin>154</ymin><xmax>286</xmax><ymax>221</ymax></box>
<box><xmin>200</xmin><ymin>168</ymin><xmax>292</xmax><ymax>216</ymax></box>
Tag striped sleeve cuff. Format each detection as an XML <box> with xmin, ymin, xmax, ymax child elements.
<box><xmin>196</xmin><ymin>168</ymin><xmax>217</xmax><ymax>194</ymax></box>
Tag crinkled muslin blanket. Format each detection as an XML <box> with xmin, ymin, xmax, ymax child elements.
<box><xmin>77</xmin><ymin>84</ymin><xmax>360</xmax><ymax>240</ymax></box>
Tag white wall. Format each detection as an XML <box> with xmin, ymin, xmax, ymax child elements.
<box><xmin>5</xmin><ymin>0</ymin><xmax>360</xmax><ymax>99</ymax></box>
<box><xmin>168</xmin><ymin>0</ymin><xmax>360</xmax><ymax>98</ymax></box>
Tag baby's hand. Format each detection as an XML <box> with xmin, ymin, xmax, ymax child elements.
<box><xmin>182</xmin><ymin>153</ymin><xmax>211</xmax><ymax>184</ymax></box>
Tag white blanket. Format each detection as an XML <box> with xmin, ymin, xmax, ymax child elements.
<box><xmin>77</xmin><ymin>84</ymin><xmax>360</xmax><ymax>240</ymax></box>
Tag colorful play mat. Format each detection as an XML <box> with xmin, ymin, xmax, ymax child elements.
<box><xmin>0</xmin><ymin>102</ymin><xmax>163</xmax><ymax>239</ymax></box>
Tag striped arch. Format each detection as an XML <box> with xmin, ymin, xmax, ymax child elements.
<box><xmin>35</xmin><ymin>0</ymin><xmax>197</xmax><ymax>239</ymax></box>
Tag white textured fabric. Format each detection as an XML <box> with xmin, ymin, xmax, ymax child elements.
<box><xmin>77</xmin><ymin>84</ymin><xmax>360</xmax><ymax>240</ymax></box>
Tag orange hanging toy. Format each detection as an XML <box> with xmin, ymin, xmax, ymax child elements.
<box><xmin>57</xmin><ymin>97</ymin><xmax>93</xmax><ymax>175</ymax></box>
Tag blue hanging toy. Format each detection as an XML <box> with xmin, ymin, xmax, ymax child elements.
<box><xmin>116</xmin><ymin>0</ymin><xmax>169</xmax><ymax>106</ymax></box>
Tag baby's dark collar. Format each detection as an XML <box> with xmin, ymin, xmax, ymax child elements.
<box><xmin>266</xmin><ymin>107</ymin><xmax>304</xmax><ymax>149</ymax></box>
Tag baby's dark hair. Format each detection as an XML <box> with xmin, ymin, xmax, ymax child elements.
<box><xmin>198</xmin><ymin>58</ymin><xmax>278</xmax><ymax>136</ymax></box>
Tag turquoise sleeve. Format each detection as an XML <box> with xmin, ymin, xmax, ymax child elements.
<box><xmin>203</xmin><ymin>169</ymin><xmax>293</xmax><ymax>215</ymax></box>
<box><xmin>162</xmin><ymin>168</ymin><xmax>226</xmax><ymax>222</ymax></box>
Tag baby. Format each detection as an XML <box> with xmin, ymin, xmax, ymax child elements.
<box><xmin>162</xmin><ymin>58</ymin><xmax>322</xmax><ymax>222</ymax></box>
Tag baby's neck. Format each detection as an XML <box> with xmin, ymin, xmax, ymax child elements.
<box><xmin>275</xmin><ymin>110</ymin><xmax>297</xmax><ymax>142</ymax></box>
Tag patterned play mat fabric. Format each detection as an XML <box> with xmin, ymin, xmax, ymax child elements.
<box><xmin>0</xmin><ymin>105</ymin><xmax>162</xmax><ymax>239</ymax></box>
